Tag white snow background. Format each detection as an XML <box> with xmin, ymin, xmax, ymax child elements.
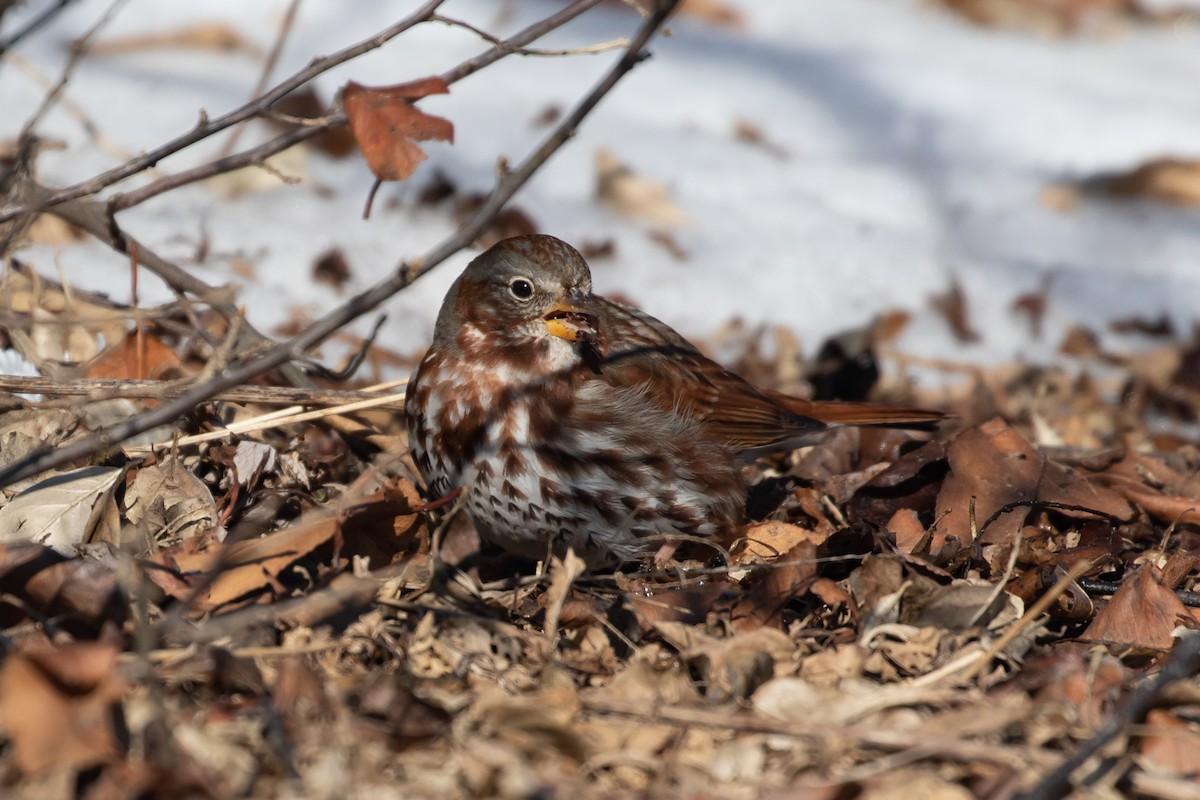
<box><xmin>4</xmin><ymin>0</ymin><xmax>1200</xmax><ymax>389</ymax></box>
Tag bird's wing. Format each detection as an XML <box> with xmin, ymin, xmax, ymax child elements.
<box><xmin>760</xmin><ymin>389</ymin><xmax>945</xmax><ymax>430</ymax></box>
<box><xmin>590</xmin><ymin>297</ymin><xmax>831</xmax><ymax>451</ymax></box>
<box><xmin>588</xmin><ymin>297</ymin><xmax>945</xmax><ymax>453</ymax></box>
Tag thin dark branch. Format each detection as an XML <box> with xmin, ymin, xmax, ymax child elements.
<box><xmin>14</xmin><ymin>0</ymin><xmax>127</xmax><ymax>145</ymax></box>
<box><xmin>0</xmin><ymin>0</ymin><xmax>78</xmax><ymax>57</ymax></box>
<box><xmin>216</xmin><ymin>0</ymin><xmax>303</xmax><ymax>160</ymax></box>
<box><xmin>1014</xmin><ymin>632</ymin><xmax>1200</xmax><ymax>800</ymax></box>
<box><xmin>0</xmin><ymin>0</ymin><xmax>126</xmax><ymax>256</ymax></box>
<box><xmin>0</xmin><ymin>0</ymin><xmax>447</xmax><ymax>225</ymax></box>
<box><xmin>108</xmin><ymin>123</ymin><xmax>330</xmax><ymax>213</ymax></box>
<box><xmin>107</xmin><ymin>0</ymin><xmax>603</xmax><ymax>214</ymax></box>
<box><xmin>441</xmin><ymin>0</ymin><xmax>606</xmax><ymax>84</ymax></box>
<box><xmin>0</xmin><ymin>0</ymin><xmax>683</xmax><ymax>489</ymax></box>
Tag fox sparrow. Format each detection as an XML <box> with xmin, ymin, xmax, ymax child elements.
<box><xmin>405</xmin><ymin>235</ymin><xmax>942</xmax><ymax>566</ymax></box>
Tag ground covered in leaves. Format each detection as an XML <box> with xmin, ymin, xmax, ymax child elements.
<box><xmin>3</xmin><ymin>263</ymin><xmax>1200</xmax><ymax>800</ymax></box>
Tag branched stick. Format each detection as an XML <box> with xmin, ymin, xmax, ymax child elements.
<box><xmin>0</xmin><ymin>0</ymin><xmax>447</xmax><ymax>225</ymax></box>
<box><xmin>0</xmin><ymin>0</ymin><xmax>683</xmax><ymax>489</ymax></box>
<box><xmin>106</xmin><ymin>0</ymin><xmax>605</xmax><ymax>214</ymax></box>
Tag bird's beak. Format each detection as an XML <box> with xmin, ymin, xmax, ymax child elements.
<box><xmin>543</xmin><ymin>301</ymin><xmax>598</xmax><ymax>343</ymax></box>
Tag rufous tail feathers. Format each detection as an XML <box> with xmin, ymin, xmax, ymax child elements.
<box><xmin>762</xmin><ymin>389</ymin><xmax>946</xmax><ymax>430</ymax></box>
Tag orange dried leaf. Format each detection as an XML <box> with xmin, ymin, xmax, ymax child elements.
<box><xmin>1140</xmin><ymin>709</ymin><xmax>1200</xmax><ymax>777</ymax></box>
<box><xmin>86</xmin><ymin>330</ymin><xmax>183</xmax><ymax>381</ymax></box>
<box><xmin>0</xmin><ymin>643</ymin><xmax>126</xmax><ymax>774</ymax></box>
<box><xmin>735</xmin><ymin>520</ymin><xmax>826</xmax><ymax>565</ymax></box>
<box><xmin>343</xmin><ymin>77</ymin><xmax>454</xmax><ymax>182</ymax></box>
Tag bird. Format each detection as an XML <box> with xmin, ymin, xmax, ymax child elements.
<box><xmin>405</xmin><ymin>234</ymin><xmax>942</xmax><ymax>567</ymax></box>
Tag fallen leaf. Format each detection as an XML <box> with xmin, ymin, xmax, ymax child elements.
<box><xmin>0</xmin><ymin>540</ymin><xmax>126</xmax><ymax>628</ymax></box>
<box><xmin>85</xmin><ymin>330</ymin><xmax>183</xmax><ymax>381</ymax></box>
<box><xmin>312</xmin><ymin>248</ymin><xmax>352</xmax><ymax>292</ymax></box>
<box><xmin>1139</xmin><ymin>708</ymin><xmax>1200</xmax><ymax>777</ymax></box>
<box><xmin>155</xmin><ymin>477</ymin><xmax>423</xmax><ymax>610</ymax></box>
<box><xmin>933</xmin><ymin>418</ymin><xmax>1131</xmax><ymax>554</ymax></box>
<box><xmin>342</xmin><ymin>77</ymin><xmax>454</xmax><ymax>182</ymax></box>
<box><xmin>232</xmin><ymin>439</ymin><xmax>277</xmax><ymax>487</ymax></box>
<box><xmin>595</xmin><ymin>148</ymin><xmax>688</xmax><ymax>226</ymax></box>
<box><xmin>1082</xmin><ymin>565</ymin><xmax>1188</xmax><ymax>651</ymax></box>
<box><xmin>0</xmin><ymin>642</ymin><xmax>126</xmax><ymax>774</ymax></box>
<box><xmin>84</xmin><ymin>21</ymin><xmax>260</xmax><ymax>56</ymax></box>
<box><xmin>733</xmin><ymin>540</ymin><xmax>820</xmax><ymax>629</ymax></box>
<box><xmin>1095</xmin><ymin>157</ymin><xmax>1200</xmax><ymax>206</ymax></box>
<box><xmin>886</xmin><ymin>508</ymin><xmax>927</xmax><ymax>554</ymax></box>
<box><xmin>734</xmin><ymin>520</ymin><xmax>826</xmax><ymax>564</ymax></box>
<box><xmin>0</xmin><ymin>466</ymin><xmax>123</xmax><ymax>554</ymax></box>
<box><xmin>124</xmin><ymin>459</ymin><xmax>218</xmax><ymax>547</ymax></box>
<box><xmin>654</xmin><ymin>624</ymin><xmax>794</xmax><ymax>701</ymax></box>
<box><xmin>929</xmin><ymin>278</ymin><xmax>980</xmax><ymax>344</ymax></box>
<box><xmin>1092</xmin><ymin>452</ymin><xmax>1200</xmax><ymax>526</ymax></box>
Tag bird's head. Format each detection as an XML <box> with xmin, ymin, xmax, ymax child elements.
<box><xmin>434</xmin><ymin>235</ymin><xmax>602</xmax><ymax>361</ymax></box>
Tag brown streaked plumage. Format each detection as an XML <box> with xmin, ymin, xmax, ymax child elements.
<box><xmin>405</xmin><ymin>234</ymin><xmax>942</xmax><ymax>566</ymax></box>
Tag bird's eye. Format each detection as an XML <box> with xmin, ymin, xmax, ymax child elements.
<box><xmin>508</xmin><ymin>277</ymin><xmax>534</xmax><ymax>301</ymax></box>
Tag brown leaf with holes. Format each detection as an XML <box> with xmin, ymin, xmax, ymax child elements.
<box><xmin>0</xmin><ymin>642</ymin><xmax>126</xmax><ymax>774</ymax></box>
<box><xmin>343</xmin><ymin>77</ymin><xmax>454</xmax><ymax>182</ymax></box>
<box><xmin>1082</xmin><ymin>566</ymin><xmax>1188</xmax><ymax>651</ymax></box>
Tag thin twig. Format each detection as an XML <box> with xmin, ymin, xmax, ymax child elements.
<box><xmin>123</xmin><ymin>389</ymin><xmax>407</xmax><ymax>452</ymax></box>
<box><xmin>0</xmin><ymin>0</ymin><xmax>77</xmax><ymax>57</ymax></box>
<box><xmin>0</xmin><ymin>0</ymin><xmax>683</xmax><ymax>489</ymax></box>
<box><xmin>442</xmin><ymin>0</ymin><xmax>605</xmax><ymax>84</ymax></box>
<box><xmin>13</xmin><ymin>0</ymin><xmax>128</xmax><ymax>156</ymax></box>
<box><xmin>217</xmin><ymin>0</ymin><xmax>303</xmax><ymax>160</ymax></box>
<box><xmin>433</xmin><ymin>12</ymin><xmax>628</xmax><ymax>57</ymax></box>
